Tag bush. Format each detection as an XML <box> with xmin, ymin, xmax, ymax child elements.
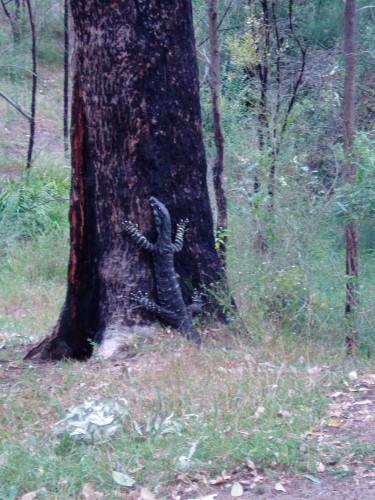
<box><xmin>0</xmin><ymin>167</ymin><xmax>70</xmax><ymax>255</ymax></box>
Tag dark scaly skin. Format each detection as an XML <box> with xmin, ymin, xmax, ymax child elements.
<box><xmin>123</xmin><ymin>197</ymin><xmax>202</xmax><ymax>345</ymax></box>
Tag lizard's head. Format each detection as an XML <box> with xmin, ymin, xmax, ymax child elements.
<box><xmin>149</xmin><ymin>197</ymin><xmax>171</xmax><ymax>236</ymax></box>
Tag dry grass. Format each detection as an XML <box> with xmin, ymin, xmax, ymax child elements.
<box><xmin>0</xmin><ymin>329</ymin><xmax>351</xmax><ymax>498</ymax></box>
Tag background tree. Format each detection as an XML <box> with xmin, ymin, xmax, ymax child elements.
<box><xmin>208</xmin><ymin>0</ymin><xmax>227</xmax><ymax>262</ymax></box>
<box><xmin>342</xmin><ymin>0</ymin><xmax>359</xmax><ymax>353</ymax></box>
<box><xmin>0</xmin><ymin>0</ymin><xmax>21</xmax><ymax>43</ymax></box>
<box><xmin>228</xmin><ymin>0</ymin><xmax>306</xmax><ymax>253</ymax></box>
<box><xmin>26</xmin><ymin>0</ymin><xmax>225</xmax><ymax>361</ymax></box>
<box><xmin>25</xmin><ymin>0</ymin><xmax>36</xmax><ymax>169</ymax></box>
<box><xmin>63</xmin><ymin>0</ymin><xmax>69</xmax><ymax>155</ymax></box>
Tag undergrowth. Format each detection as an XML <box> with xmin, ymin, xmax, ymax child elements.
<box><xmin>0</xmin><ymin>339</ymin><xmax>347</xmax><ymax>499</ymax></box>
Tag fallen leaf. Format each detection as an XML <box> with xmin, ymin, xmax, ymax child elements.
<box><xmin>209</xmin><ymin>475</ymin><xmax>230</xmax><ymax>485</ymax></box>
<box><xmin>153</xmin><ymin>449</ymin><xmax>168</xmax><ymax>458</ymax></box>
<box><xmin>139</xmin><ymin>487</ymin><xmax>156</xmax><ymax>500</ymax></box>
<box><xmin>188</xmin><ymin>495</ymin><xmax>217</xmax><ymax>500</ymax></box>
<box><xmin>112</xmin><ymin>470</ymin><xmax>136</xmax><ymax>487</ymax></box>
<box><xmin>304</xmin><ymin>474</ymin><xmax>321</xmax><ymax>484</ymax></box>
<box><xmin>237</xmin><ymin>430</ymin><xmax>250</xmax><ymax>438</ymax></box>
<box><xmin>231</xmin><ymin>482</ymin><xmax>243</xmax><ymax>497</ymax></box>
<box><xmin>363</xmin><ymin>373</ymin><xmax>375</xmax><ymax>381</ymax></box>
<box><xmin>316</xmin><ymin>462</ymin><xmax>325</xmax><ymax>472</ymax></box>
<box><xmin>81</xmin><ymin>482</ymin><xmax>104</xmax><ymax>499</ymax></box>
<box><xmin>246</xmin><ymin>459</ymin><xmax>256</xmax><ymax>472</ymax></box>
<box><xmin>330</xmin><ymin>391</ymin><xmax>343</xmax><ymax>398</ymax></box>
<box><xmin>327</xmin><ymin>418</ymin><xmax>342</xmax><ymax>427</ymax></box>
<box><xmin>254</xmin><ymin>406</ymin><xmax>265</xmax><ymax>419</ymax></box>
<box><xmin>307</xmin><ymin>366</ymin><xmax>321</xmax><ymax>375</ymax></box>
<box><xmin>19</xmin><ymin>489</ymin><xmax>46</xmax><ymax>500</ymax></box>
<box><xmin>275</xmin><ymin>482</ymin><xmax>286</xmax><ymax>492</ymax></box>
<box><xmin>353</xmin><ymin>399</ymin><xmax>372</xmax><ymax>406</ymax></box>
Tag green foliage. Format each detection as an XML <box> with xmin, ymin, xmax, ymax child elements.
<box><xmin>55</xmin><ymin>399</ymin><xmax>129</xmax><ymax>443</ymax></box>
<box><xmin>0</xmin><ymin>167</ymin><xmax>69</xmax><ymax>254</ymax></box>
<box><xmin>132</xmin><ymin>413</ymin><xmax>184</xmax><ymax>441</ymax></box>
<box><xmin>334</xmin><ymin>134</ymin><xmax>375</xmax><ymax>223</ymax></box>
<box><xmin>227</xmin><ymin>30</ymin><xmax>259</xmax><ymax>69</ymax></box>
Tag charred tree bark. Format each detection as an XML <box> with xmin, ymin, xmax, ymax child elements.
<box><xmin>63</xmin><ymin>0</ymin><xmax>69</xmax><ymax>155</ymax></box>
<box><xmin>343</xmin><ymin>0</ymin><xmax>359</xmax><ymax>354</ymax></box>
<box><xmin>208</xmin><ymin>0</ymin><xmax>227</xmax><ymax>263</ymax></box>
<box><xmin>25</xmin><ymin>0</ymin><xmax>225</xmax><ymax>361</ymax></box>
<box><xmin>25</xmin><ymin>0</ymin><xmax>36</xmax><ymax>169</ymax></box>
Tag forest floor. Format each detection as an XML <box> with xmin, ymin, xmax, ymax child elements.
<box><xmin>1</xmin><ymin>330</ymin><xmax>375</xmax><ymax>500</ymax></box>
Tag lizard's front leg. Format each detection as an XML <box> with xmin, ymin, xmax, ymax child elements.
<box><xmin>173</xmin><ymin>219</ymin><xmax>189</xmax><ymax>252</ymax></box>
<box><xmin>123</xmin><ymin>220</ymin><xmax>154</xmax><ymax>252</ymax></box>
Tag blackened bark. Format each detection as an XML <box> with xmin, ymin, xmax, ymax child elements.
<box><xmin>25</xmin><ymin>0</ymin><xmax>36</xmax><ymax>169</ymax></box>
<box><xmin>25</xmin><ymin>0</ymin><xmax>224</xmax><ymax>360</ymax></box>
<box><xmin>208</xmin><ymin>0</ymin><xmax>227</xmax><ymax>262</ymax></box>
<box><xmin>343</xmin><ymin>0</ymin><xmax>359</xmax><ymax>354</ymax></box>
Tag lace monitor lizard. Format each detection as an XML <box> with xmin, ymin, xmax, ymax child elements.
<box><xmin>123</xmin><ymin>197</ymin><xmax>202</xmax><ymax>345</ymax></box>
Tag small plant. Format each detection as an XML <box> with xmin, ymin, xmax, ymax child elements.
<box><xmin>54</xmin><ymin>399</ymin><xmax>128</xmax><ymax>442</ymax></box>
<box><xmin>132</xmin><ymin>412</ymin><xmax>184</xmax><ymax>440</ymax></box>
<box><xmin>0</xmin><ymin>169</ymin><xmax>69</xmax><ymax>254</ymax></box>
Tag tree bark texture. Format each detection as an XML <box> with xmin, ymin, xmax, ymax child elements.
<box><xmin>208</xmin><ymin>0</ymin><xmax>227</xmax><ymax>260</ymax></box>
<box><xmin>25</xmin><ymin>0</ymin><xmax>224</xmax><ymax>360</ymax></box>
<box><xmin>343</xmin><ymin>0</ymin><xmax>359</xmax><ymax>353</ymax></box>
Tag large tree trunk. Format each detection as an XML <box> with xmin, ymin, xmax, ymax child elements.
<box><xmin>25</xmin><ymin>0</ymin><xmax>224</xmax><ymax>361</ymax></box>
<box><xmin>343</xmin><ymin>0</ymin><xmax>359</xmax><ymax>354</ymax></box>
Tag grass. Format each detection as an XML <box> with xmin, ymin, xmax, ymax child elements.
<box><xmin>0</xmin><ymin>336</ymin><xmax>349</xmax><ymax>499</ymax></box>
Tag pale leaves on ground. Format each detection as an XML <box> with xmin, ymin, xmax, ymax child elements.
<box><xmin>230</xmin><ymin>481</ymin><xmax>244</xmax><ymax>497</ymax></box>
<box><xmin>112</xmin><ymin>470</ymin><xmax>136</xmax><ymax>487</ymax></box>
<box><xmin>19</xmin><ymin>489</ymin><xmax>46</xmax><ymax>500</ymax></box>
<box><xmin>275</xmin><ymin>482</ymin><xmax>287</xmax><ymax>492</ymax></box>
<box><xmin>80</xmin><ymin>482</ymin><xmax>104</xmax><ymax>499</ymax></box>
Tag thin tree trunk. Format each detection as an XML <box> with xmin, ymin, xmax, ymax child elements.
<box><xmin>256</xmin><ymin>0</ymin><xmax>271</xmax><ymax>254</ymax></box>
<box><xmin>25</xmin><ymin>0</ymin><xmax>225</xmax><ymax>361</ymax></box>
<box><xmin>208</xmin><ymin>0</ymin><xmax>227</xmax><ymax>262</ymax></box>
<box><xmin>63</xmin><ymin>0</ymin><xmax>69</xmax><ymax>154</ymax></box>
<box><xmin>1</xmin><ymin>0</ymin><xmax>21</xmax><ymax>43</ymax></box>
<box><xmin>25</xmin><ymin>0</ymin><xmax>36</xmax><ymax>169</ymax></box>
<box><xmin>343</xmin><ymin>0</ymin><xmax>359</xmax><ymax>354</ymax></box>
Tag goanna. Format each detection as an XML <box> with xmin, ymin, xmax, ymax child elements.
<box><xmin>123</xmin><ymin>197</ymin><xmax>202</xmax><ymax>345</ymax></box>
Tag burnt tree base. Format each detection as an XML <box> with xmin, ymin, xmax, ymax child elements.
<box><xmin>25</xmin><ymin>1</ymin><xmax>227</xmax><ymax>362</ymax></box>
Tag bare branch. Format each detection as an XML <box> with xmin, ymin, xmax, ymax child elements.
<box><xmin>198</xmin><ymin>0</ymin><xmax>235</xmax><ymax>47</ymax></box>
<box><xmin>0</xmin><ymin>89</ymin><xmax>33</xmax><ymax>121</ymax></box>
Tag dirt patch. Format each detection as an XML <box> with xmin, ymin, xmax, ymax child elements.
<box><xmin>172</xmin><ymin>373</ymin><xmax>375</xmax><ymax>500</ymax></box>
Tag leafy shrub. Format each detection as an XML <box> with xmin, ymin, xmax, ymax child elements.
<box><xmin>0</xmin><ymin>168</ymin><xmax>69</xmax><ymax>254</ymax></box>
<box><xmin>54</xmin><ymin>399</ymin><xmax>129</xmax><ymax>443</ymax></box>
<box><xmin>334</xmin><ymin>134</ymin><xmax>375</xmax><ymax>224</ymax></box>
